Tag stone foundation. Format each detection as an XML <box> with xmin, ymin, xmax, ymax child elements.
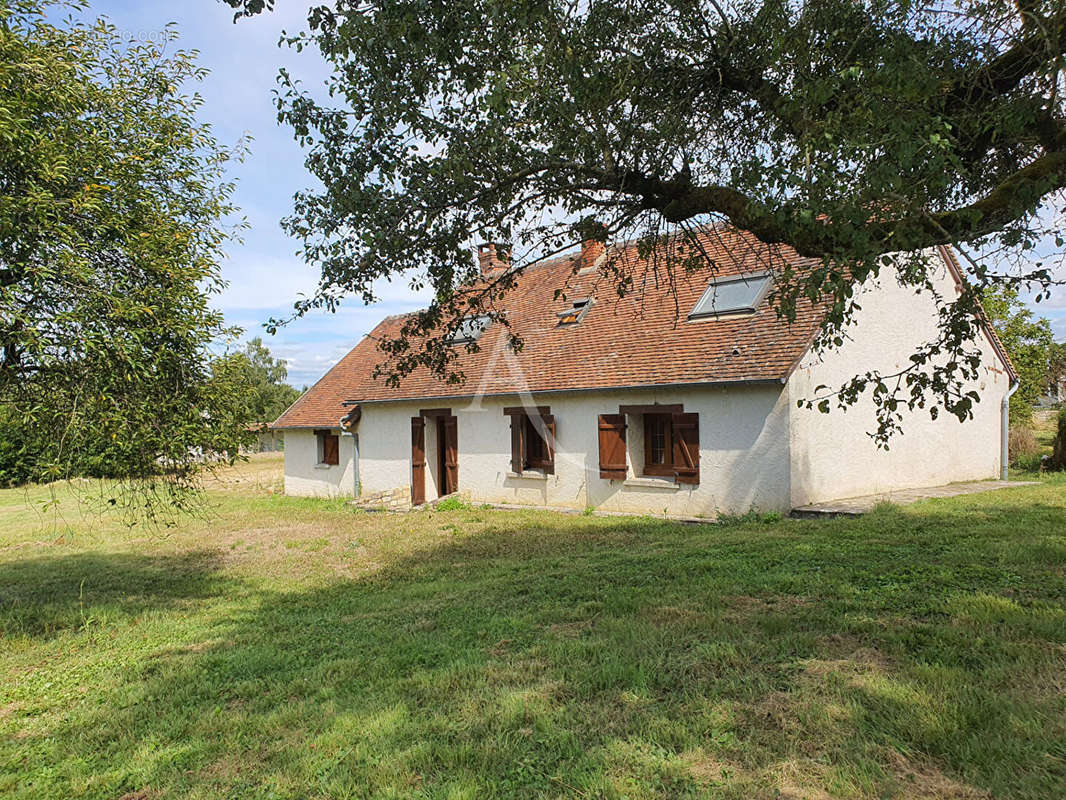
<box><xmin>350</xmin><ymin>486</ymin><xmax>412</xmax><ymax>512</ymax></box>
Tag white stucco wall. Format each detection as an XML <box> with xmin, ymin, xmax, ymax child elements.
<box><xmin>336</xmin><ymin>384</ymin><xmax>793</xmax><ymax>516</ymax></box>
<box><xmin>283</xmin><ymin>255</ymin><xmax>1010</xmax><ymax>512</ymax></box>
<box><xmin>282</xmin><ymin>428</ymin><xmax>358</xmax><ymax>498</ymax></box>
<box><xmin>787</xmin><ymin>254</ymin><xmax>1010</xmax><ymax>506</ymax></box>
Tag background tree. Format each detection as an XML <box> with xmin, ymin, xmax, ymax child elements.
<box><xmin>234</xmin><ymin>337</ymin><xmax>303</xmax><ymax>422</ymax></box>
<box><xmin>0</xmin><ymin>1</ymin><xmax>253</xmax><ymax>507</ymax></box>
<box><xmin>981</xmin><ymin>288</ymin><xmax>1054</xmax><ymax>424</ymax></box>
<box><xmin>230</xmin><ymin>0</ymin><xmax>1066</xmax><ymax>442</ymax></box>
<box><xmin>1048</xmin><ymin>341</ymin><xmax>1066</xmax><ymax>400</ymax></box>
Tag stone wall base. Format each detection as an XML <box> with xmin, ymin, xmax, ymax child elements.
<box><xmin>350</xmin><ymin>486</ymin><xmax>412</xmax><ymax>512</ymax></box>
<box><xmin>349</xmin><ymin>486</ymin><xmax>476</xmax><ymax>512</ymax></box>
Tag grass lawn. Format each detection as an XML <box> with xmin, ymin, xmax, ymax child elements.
<box><xmin>2</xmin><ymin>454</ymin><xmax>1065</xmax><ymax>799</ymax></box>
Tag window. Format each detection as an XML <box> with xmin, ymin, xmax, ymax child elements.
<box><xmin>688</xmin><ymin>273</ymin><xmax>771</xmax><ymax>319</ymax></box>
<box><xmin>505</xmin><ymin>407</ymin><xmax>555</xmax><ymax>474</ymax></box>
<box><xmin>603</xmin><ymin>406</ymin><xmax>700</xmax><ymax>484</ymax></box>
<box><xmin>556</xmin><ymin>297</ymin><xmax>593</xmax><ymax>326</ymax></box>
<box><xmin>446</xmin><ymin>315</ymin><xmax>491</xmax><ymax>344</ymax></box>
<box><xmin>315</xmin><ymin>429</ymin><xmax>339</xmax><ymax>466</ymax></box>
<box><xmin>643</xmin><ymin>414</ymin><xmax>673</xmax><ymax>475</ymax></box>
<box><xmin>524</xmin><ymin>416</ymin><xmax>550</xmax><ymax>467</ymax></box>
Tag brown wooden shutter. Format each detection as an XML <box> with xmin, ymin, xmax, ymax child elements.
<box><xmin>410</xmin><ymin>416</ymin><xmax>426</xmax><ymax>505</ymax></box>
<box><xmin>509</xmin><ymin>414</ymin><xmax>523</xmax><ymax>474</ymax></box>
<box><xmin>543</xmin><ymin>414</ymin><xmax>556</xmax><ymax>475</ymax></box>
<box><xmin>598</xmin><ymin>414</ymin><xmax>627</xmax><ymax>479</ymax></box>
<box><xmin>443</xmin><ymin>415</ymin><xmax>459</xmax><ymax>494</ymax></box>
<box><xmin>671</xmin><ymin>412</ymin><xmax>699</xmax><ymax>485</ymax></box>
<box><xmin>323</xmin><ymin>433</ymin><xmax>340</xmax><ymax>466</ymax></box>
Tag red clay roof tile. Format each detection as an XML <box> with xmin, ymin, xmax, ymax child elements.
<box><xmin>273</xmin><ymin>227</ymin><xmax>829</xmax><ymax>428</ymax></box>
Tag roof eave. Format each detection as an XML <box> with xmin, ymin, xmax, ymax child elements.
<box><xmin>345</xmin><ymin>376</ymin><xmax>788</xmax><ymax>408</ymax></box>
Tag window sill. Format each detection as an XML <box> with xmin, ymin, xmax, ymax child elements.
<box><xmin>506</xmin><ymin>470</ymin><xmax>548</xmax><ymax>480</ymax></box>
<box><xmin>314</xmin><ymin>464</ymin><xmax>335</xmax><ymax>471</ymax></box>
<box><xmin>623</xmin><ymin>476</ymin><xmax>680</xmax><ymax>490</ymax></box>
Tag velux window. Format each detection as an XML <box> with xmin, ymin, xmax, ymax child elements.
<box><xmin>557</xmin><ymin>297</ymin><xmax>593</xmax><ymax>326</ymax></box>
<box><xmin>504</xmin><ymin>406</ymin><xmax>556</xmax><ymax>473</ymax></box>
<box><xmin>315</xmin><ymin>429</ymin><xmax>339</xmax><ymax>466</ymax></box>
<box><xmin>689</xmin><ymin>273</ymin><xmax>771</xmax><ymax>319</ymax></box>
<box><xmin>446</xmin><ymin>315</ymin><xmax>491</xmax><ymax>344</ymax></box>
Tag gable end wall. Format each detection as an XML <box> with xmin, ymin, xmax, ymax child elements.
<box><xmin>787</xmin><ymin>252</ymin><xmax>1009</xmax><ymax>506</ymax></box>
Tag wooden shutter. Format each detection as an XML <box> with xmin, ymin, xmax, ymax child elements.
<box><xmin>323</xmin><ymin>433</ymin><xmax>340</xmax><ymax>466</ymax></box>
<box><xmin>671</xmin><ymin>412</ymin><xmax>700</xmax><ymax>485</ymax></box>
<box><xmin>410</xmin><ymin>416</ymin><xmax>426</xmax><ymax>505</ymax></box>
<box><xmin>510</xmin><ymin>414</ymin><xmax>523</xmax><ymax>474</ymax></box>
<box><xmin>443</xmin><ymin>415</ymin><xmax>459</xmax><ymax>494</ymax></box>
<box><xmin>598</xmin><ymin>414</ymin><xmax>627</xmax><ymax>479</ymax></box>
<box><xmin>542</xmin><ymin>414</ymin><xmax>556</xmax><ymax>475</ymax></box>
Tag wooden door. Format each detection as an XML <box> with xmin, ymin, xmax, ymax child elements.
<box><xmin>411</xmin><ymin>416</ymin><xmax>426</xmax><ymax>505</ymax></box>
<box><xmin>442</xmin><ymin>415</ymin><xmax>458</xmax><ymax>495</ymax></box>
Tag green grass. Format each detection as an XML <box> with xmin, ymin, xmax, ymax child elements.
<box><xmin>2</xmin><ymin>455</ymin><xmax>1065</xmax><ymax>799</ymax></box>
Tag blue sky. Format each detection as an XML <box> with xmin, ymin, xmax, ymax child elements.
<box><xmin>70</xmin><ymin>3</ymin><xmax>1066</xmax><ymax>387</ymax></box>
<box><xmin>82</xmin><ymin>1</ymin><xmax>433</xmax><ymax>388</ymax></box>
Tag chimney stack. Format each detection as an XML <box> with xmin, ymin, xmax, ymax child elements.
<box><xmin>580</xmin><ymin>238</ymin><xmax>606</xmax><ymax>272</ymax></box>
<box><xmin>477</xmin><ymin>242</ymin><xmax>511</xmax><ymax>275</ymax></box>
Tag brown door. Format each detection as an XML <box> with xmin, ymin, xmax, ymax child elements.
<box><xmin>442</xmin><ymin>415</ymin><xmax>458</xmax><ymax>495</ymax></box>
<box><xmin>411</xmin><ymin>416</ymin><xmax>426</xmax><ymax>505</ymax></box>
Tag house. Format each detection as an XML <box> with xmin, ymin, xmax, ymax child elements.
<box><xmin>1039</xmin><ymin>376</ymin><xmax>1066</xmax><ymax>407</ymax></box>
<box><xmin>271</xmin><ymin>227</ymin><xmax>1015</xmax><ymax>515</ymax></box>
<box><xmin>245</xmin><ymin>423</ymin><xmax>283</xmax><ymax>453</ymax></box>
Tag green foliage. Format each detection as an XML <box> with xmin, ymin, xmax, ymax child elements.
<box><xmin>1048</xmin><ymin>341</ymin><xmax>1066</xmax><ymax>398</ymax></box>
<box><xmin>1050</xmin><ymin>409</ymin><xmax>1066</xmax><ymax>470</ymax></box>
<box><xmin>231</xmin><ymin>337</ymin><xmax>303</xmax><ymax>423</ymax></box>
<box><xmin>255</xmin><ymin>0</ymin><xmax>1066</xmax><ymax>443</ymax></box>
<box><xmin>432</xmin><ymin>496</ymin><xmax>471</xmax><ymax>511</ymax></box>
<box><xmin>1008</xmin><ymin>425</ymin><xmax>1040</xmax><ymax>467</ymax></box>
<box><xmin>981</xmin><ymin>287</ymin><xmax>1054</xmax><ymax>424</ymax></box>
<box><xmin>0</xmin><ymin>1</ymin><xmax>253</xmax><ymax>504</ymax></box>
<box><xmin>222</xmin><ymin>0</ymin><xmax>273</xmax><ymax>19</ymax></box>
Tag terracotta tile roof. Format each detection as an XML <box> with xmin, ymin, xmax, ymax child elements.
<box><xmin>273</xmin><ymin>226</ymin><xmax>835</xmax><ymax>428</ymax></box>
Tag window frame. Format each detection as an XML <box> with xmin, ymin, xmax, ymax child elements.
<box><xmin>504</xmin><ymin>406</ymin><xmax>555</xmax><ymax>474</ymax></box>
<box><xmin>642</xmin><ymin>413</ymin><xmax>676</xmax><ymax>477</ymax></box>
<box><xmin>611</xmin><ymin>404</ymin><xmax>699</xmax><ymax>485</ymax></box>
<box><xmin>523</xmin><ymin>414</ymin><xmax>552</xmax><ymax>470</ymax></box>
<box><xmin>556</xmin><ymin>297</ymin><xmax>594</xmax><ymax>326</ymax></box>
<box><xmin>688</xmin><ymin>272</ymin><xmax>771</xmax><ymax>320</ymax></box>
<box><xmin>446</xmin><ymin>314</ymin><xmax>491</xmax><ymax>344</ymax></box>
<box><xmin>315</xmin><ymin>428</ymin><xmax>340</xmax><ymax>466</ymax></box>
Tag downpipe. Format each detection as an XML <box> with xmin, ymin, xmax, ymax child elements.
<box><xmin>340</xmin><ymin>417</ymin><xmax>361</xmax><ymax>497</ymax></box>
<box><xmin>1001</xmin><ymin>379</ymin><xmax>1020</xmax><ymax>481</ymax></box>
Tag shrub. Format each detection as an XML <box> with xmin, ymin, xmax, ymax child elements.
<box><xmin>1014</xmin><ymin>452</ymin><xmax>1045</xmax><ymax>473</ymax></box>
<box><xmin>1008</xmin><ymin>426</ymin><xmax>1040</xmax><ymax>466</ymax></box>
<box><xmin>1050</xmin><ymin>410</ymin><xmax>1066</xmax><ymax>471</ymax></box>
<box><xmin>433</xmin><ymin>496</ymin><xmax>470</xmax><ymax>511</ymax></box>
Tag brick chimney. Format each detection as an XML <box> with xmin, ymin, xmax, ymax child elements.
<box><xmin>580</xmin><ymin>238</ymin><xmax>606</xmax><ymax>272</ymax></box>
<box><xmin>477</xmin><ymin>242</ymin><xmax>511</xmax><ymax>275</ymax></box>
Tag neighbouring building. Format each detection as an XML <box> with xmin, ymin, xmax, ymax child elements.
<box><xmin>245</xmin><ymin>423</ymin><xmax>284</xmax><ymax>453</ymax></box>
<box><xmin>271</xmin><ymin>227</ymin><xmax>1015</xmax><ymax>516</ymax></box>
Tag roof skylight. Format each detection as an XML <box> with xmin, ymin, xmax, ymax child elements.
<box><xmin>688</xmin><ymin>273</ymin><xmax>771</xmax><ymax>319</ymax></box>
<box><xmin>446</xmin><ymin>315</ymin><xmax>491</xmax><ymax>344</ymax></box>
<box><xmin>556</xmin><ymin>297</ymin><xmax>593</xmax><ymax>326</ymax></box>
